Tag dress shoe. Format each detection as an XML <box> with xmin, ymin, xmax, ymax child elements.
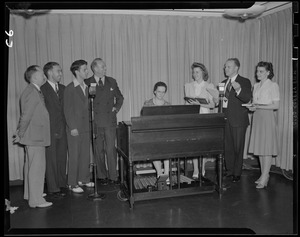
<box><xmin>221</xmin><ymin>183</ymin><xmax>231</xmax><ymax>190</ymax></box>
<box><xmin>109</xmin><ymin>179</ymin><xmax>120</xmax><ymax>185</ymax></box>
<box><xmin>98</xmin><ymin>178</ymin><xmax>109</xmax><ymax>185</ymax></box>
<box><xmin>192</xmin><ymin>173</ymin><xmax>199</xmax><ymax>180</ymax></box>
<box><xmin>232</xmin><ymin>175</ymin><xmax>241</xmax><ymax>183</ymax></box>
<box><xmin>255</xmin><ymin>178</ymin><xmax>262</xmax><ymax>184</ymax></box>
<box><xmin>256</xmin><ymin>175</ymin><xmax>269</xmax><ymax>189</ymax></box>
<box><xmin>36</xmin><ymin>202</ymin><xmax>53</xmax><ymax>208</ymax></box>
<box><xmin>200</xmin><ymin>175</ymin><xmax>211</xmax><ymax>183</ymax></box>
<box><xmin>48</xmin><ymin>191</ymin><xmax>66</xmax><ymax>198</ymax></box>
<box><xmin>71</xmin><ymin>186</ymin><xmax>84</xmax><ymax>193</ymax></box>
<box><xmin>223</xmin><ymin>173</ymin><xmax>233</xmax><ymax>178</ymax></box>
<box><xmin>54</xmin><ymin>191</ymin><xmax>66</xmax><ymax>197</ymax></box>
<box><xmin>78</xmin><ymin>181</ymin><xmax>95</xmax><ymax>188</ymax></box>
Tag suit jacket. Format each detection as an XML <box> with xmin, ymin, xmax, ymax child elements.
<box><xmin>63</xmin><ymin>81</ymin><xmax>90</xmax><ymax>134</ymax></box>
<box><xmin>40</xmin><ymin>81</ymin><xmax>66</xmax><ymax>138</ymax></box>
<box><xmin>17</xmin><ymin>83</ymin><xmax>50</xmax><ymax>146</ymax></box>
<box><xmin>85</xmin><ymin>76</ymin><xmax>124</xmax><ymax>127</ymax></box>
<box><xmin>222</xmin><ymin>75</ymin><xmax>252</xmax><ymax>127</ymax></box>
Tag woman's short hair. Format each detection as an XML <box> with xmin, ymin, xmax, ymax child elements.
<box><xmin>191</xmin><ymin>62</ymin><xmax>209</xmax><ymax>81</ymax></box>
<box><xmin>256</xmin><ymin>61</ymin><xmax>274</xmax><ymax>79</ymax></box>
<box><xmin>153</xmin><ymin>81</ymin><xmax>167</xmax><ymax>93</ymax></box>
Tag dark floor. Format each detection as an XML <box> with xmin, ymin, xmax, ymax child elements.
<box><xmin>5</xmin><ymin>159</ymin><xmax>295</xmax><ymax>235</ymax></box>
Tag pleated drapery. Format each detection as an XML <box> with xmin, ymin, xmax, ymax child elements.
<box><xmin>7</xmin><ymin>8</ymin><xmax>293</xmax><ymax>180</ymax></box>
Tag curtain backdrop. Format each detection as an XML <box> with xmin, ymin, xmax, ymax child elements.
<box><xmin>7</xmin><ymin>8</ymin><xmax>293</xmax><ymax>180</ymax></box>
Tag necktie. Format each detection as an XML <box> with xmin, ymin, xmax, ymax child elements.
<box><xmin>98</xmin><ymin>78</ymin><xmax>104</xmax><ymax>86</ymax></box>
<box><xmin>55</xmin><ymin>83</ymin><xmax>59</xmax><ymax>96</ymax></box>
<box><xmin>39</xmin><ymin>90</ymin><xmax>45</xmax><ymax>105</ymax></box>
<box><xmin>225</xmin><ymin>79</ymin><xmax>232</xmax><ymax>98</ymax></box>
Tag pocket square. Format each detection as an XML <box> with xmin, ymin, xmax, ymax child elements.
<box><xmin>110</xmin><ymin>88</ymin><xmax>114</xmax><ymax>91</ymax></box>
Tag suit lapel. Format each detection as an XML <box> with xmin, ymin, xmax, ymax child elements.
<box><xmin>45</xmin><ymin>81</ymin><xmax>61</xmax><ymax>104</ymax></box>
<box><xmin>30</xmin><ymin>83</ymin><xmax>49</xmax><ymax>120</ymax></box>
<box><xmin>75</xmin><ymin>84</ymin><xmax>87</xmax><ymax>103</ymax></box>
<box><xmin>31</xmin><ymin>83</ymin><xmax>45</xmax><ymax>103</ymax></box>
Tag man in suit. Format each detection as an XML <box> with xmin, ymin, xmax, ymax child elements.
<box><xmin>221</xmin><ymin>58</ymin><xmax>252</xmax><ymax>183</ymax></box>
<box><xmin>64</xmin><ymin>60</ymin><xmax>93</xmax><ymax>193</ymax></box>
<box><xmin>13</xmin><ymin>65</ymin><xmax>52</xmax><ymax>208</ymax></box>
<box><xmin>85</xmin><ymin>58</ymin><xmax>124</xmax><ymax>185</ymax></box>
<box><xmin>41</xmin><ymin>62</ymin><xmax>68</xmax><ymax>197</ymax></box>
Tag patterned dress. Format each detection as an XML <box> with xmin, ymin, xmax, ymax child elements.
<box><xmin>143</xmin><ymin>98</ymin><xmax>171</xmax><ymax>106</ymax></box>
<box><xmin>184</xmin><ymin>80</ymin><xmax>215</xmax><ymax>114</ymax></box>
<box><xmin>248</xmin><ymin>79</ymin><xmax>280</xmax><ymax>156</ymax></box>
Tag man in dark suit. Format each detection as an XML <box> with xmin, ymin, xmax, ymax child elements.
<box><xmin>41</xmin><ymin>62</ymin><xmax>68</xmax><ymax>197</ymax></box>
<box><xmin>85</xmin><ymin>58</ymin><xmax>124</xmax><ymax>185</ymax></box>
<box><xmin>13</xmin><ymin>65</ymin><xmax>52</xmax><ymax>208</ymax></box>
<box><xmin>64</xmin><ymin>60</ymin><xmax>93</xmax><ymax>193</ymax></box>
<box><xmin>221</xmin><ymin>58</ymin><xmax>252</xmax><ymax>183</ymax></box>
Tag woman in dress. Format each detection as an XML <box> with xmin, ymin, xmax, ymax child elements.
<box><xmin>247</xmin><ymin>61</ymin><xmax>280</xmax><ymax>189</ymax></box>
<box><xmin>143</xmin><ymin>81</ymin><xmax>171</xmax><ymax>184</ymax></box>
<box><xmin>184</xmin><ymin>62</ymin><xmax>216</xmax><ymax>179</ymax></box>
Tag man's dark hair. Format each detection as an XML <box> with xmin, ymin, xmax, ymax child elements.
<box><xmin>43</xmin><ymin>62</ymin><xmax>60</xmax><ymax>78</ymax></box>
<box><xmin>70</xmin><ymin>60</ymin><xmax>87</xmax><ymax>77</ymax></box>
<box><xmin>24</xmin><ymin>65</ymin><xmax>39</xmax><ymax>83</ymax></box>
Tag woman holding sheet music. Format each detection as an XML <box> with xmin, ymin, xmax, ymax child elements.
<box><xmin>184</xmin><ymin>62</ymin><xmax>216</xmax><ymax>180</ymax></box>
<box><xmin>247</xmin><ymin>61</ymin><xmax>280</xmax><ymax>189</ymax></box>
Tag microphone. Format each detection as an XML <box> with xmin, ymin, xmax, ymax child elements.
<box><xmin>218</xmin><ymin>83</ymin><xmax>225</xmax><ymax>113</ymax></box>
<box><xmin>89</xmin><ymin>83</ymin><xmax>97</xmax><ymax>98</ymax></box>
<box><xmin>218</xmin><ymin>83</ymin><xmax>225</xmax><ymax>97</ymax></box>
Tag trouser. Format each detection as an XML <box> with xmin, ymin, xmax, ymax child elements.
<box><xmin>95</xmin><ymin>126</ymin><xmax>118</xmax><ymax>181</ymax></box>
<box><xmin>24</xmin><ymin>146</ymin><xmax>47</xmax><ymax>207</ymax></box>
<box><xmin>224</xmin><ymin>122</ymin><xmax>247</xmax><ymax>176</ymax></box>
<box><xmin>45</xmin><ymin>133</ymin><xmax>67</xmax><ymax>192</ymax></box>
<box><xmin>67</xmin><ymin>132</ymin><xmax>91</xmax><ymax>186</ymax></box>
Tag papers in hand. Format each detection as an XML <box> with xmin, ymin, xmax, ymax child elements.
<box><xmin>242</xmin><ymin>103</ymin><xmax>253</xmax><ymax>107</ymax></box>
<box><xmin>184</xmin><ymin>97</ymin><xmax>208</xmax><ymax>104</ymax></box>
<box><xmin>206</xmin><ymin>87</ymin><xmax>219</xmax><ymax>100</ymax></box>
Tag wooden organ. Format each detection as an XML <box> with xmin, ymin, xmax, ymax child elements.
<box><xmin>116</xmin><ymin>112</ymin><xmax>226</xmax><ymax>208</ymax></box>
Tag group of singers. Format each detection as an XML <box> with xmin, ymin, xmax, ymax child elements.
<box><xmin>14</xmin><ymin>58</ymin><xmax>124</xmax><ymax>208</ymax></box>
<box><xmin>143</xmin><ymin>58</ymin><xmax>279</xmax><ymax>191</ymax></box>
<box><xmin>13</xmin><ymin>57</ymin><xmax>279</xmax><ymax>209</ymax></box>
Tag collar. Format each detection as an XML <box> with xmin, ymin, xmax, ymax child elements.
<box><xmin>73</xmin><ymin>79</ymin><xmax>87</xmax><ymax>89</ymax></box>
<box><xmin>94</xmin><ymin>75</ymin><xmax>100</xmax><ymax>84</ymax></box>
<box><xmin>47</xmin><ymin>80</ymin><xmax>58</xmax><ymax>90</ymax></box>
<box><xmin>193</xmin><ymin>80</ymin><xmax>205</xmax><ymax>85</ymax></box>
<box><xmin>32</xmin><ymin>83</ymin><xmax>41</xmax><ymax>91</ymax></box>
<box><xmin>97</xmin><ymin>75</ymin><xmax>105</xmax><ymax>84</ymax></box>
<box><xmin>229</xmin><ymin>74</ymin><xmax>238</xmax><ymax>82</ymax></box>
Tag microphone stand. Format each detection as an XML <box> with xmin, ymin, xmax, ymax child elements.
<box><xmin>218</xmin><ymin>93</ymin><xmax>224</xmax><ymax>113</ymax></box>
<box><xmin>88</xmin><ymin>93</ymin><xmax>106</xmax><ymax>201</ymax></box>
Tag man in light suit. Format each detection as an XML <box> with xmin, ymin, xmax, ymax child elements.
<box><xmin>221</xmin><ymin>58</ymin><xmax>252</xmax><ymax>183</ymax></box>
<box><xmin>64</xmin><ymin>60</ymin><xmax>93</xmax><ymax>193</ymax></box>
<box><xmin>41</xmin><ymin>62</ymin><xmax>68</xmax><ymax>197</ymax></box>
<box><xmin>85</xmin><ymin>58</ymin><xmax>124</xmax><ymax>185</ymax></box>
<box><xmin>13</xmin><ymin>65</ymin><xmax>52</xmax><ymax>208</ymax></box>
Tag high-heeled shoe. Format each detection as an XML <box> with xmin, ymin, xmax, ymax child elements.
<box><xmin>255</xmin><ymin>178</ymin><xmax>262</xmax><ymax>184</ymax></box>
<box><xmin>256</xmin><ymin>176</ymin><xmax>269</xmax><ymax>189</ymax></box>
<box><xmin>192</xmin><ymin>173</ymin><xmax>199</xmax><ymax>180</ymax></box>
